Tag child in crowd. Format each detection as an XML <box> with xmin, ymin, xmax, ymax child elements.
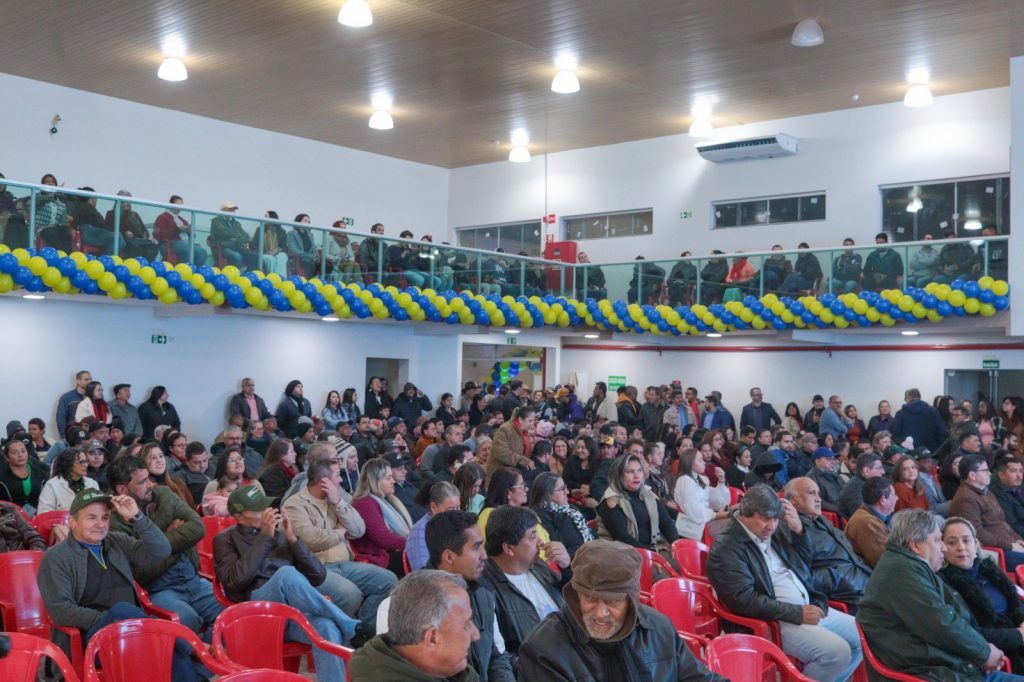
<box><xmin>202</xmin><ymin>475</ymin><xmax>239</xmax><ymax>517</ymax></box>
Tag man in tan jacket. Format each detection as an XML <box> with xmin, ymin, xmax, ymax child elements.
<box><xmin>485</xmin><ymin>405</ymin><xmax>537</xmax><ymax>483</ymax></box>
<box><xmin>843</xmin><ymin>476</ymin><xmax>895</xmax><ymax>567</ymax></box>
<box><xmin>283</xmin><ymin>458</ymin><xmax>396</xmax><ymax>637</ymax></box>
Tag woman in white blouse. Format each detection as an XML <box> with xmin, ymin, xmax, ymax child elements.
<box><xmin>38</xmin><ymin>448</ymin><xmax>99</xmax><ymax>514</ymax></box>
<box><xmin>673</xmin><ymin>447</ymin><xmax>731</xmax><ymax>541</ymax></box>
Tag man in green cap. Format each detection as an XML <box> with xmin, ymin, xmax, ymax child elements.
<box><xmin>37</xmin><ymin>488</ymin><xmax>202</xmax><ymax>680</ymax></box>
<box><xmin>214</xmin><ymin>484</ymin><xmax>359</xmax><ymax>681</ymax></box>
<box><xmin>518</xmin><ymin>539</ymin><xmax>727</xmax><ymax>681</ymax></box>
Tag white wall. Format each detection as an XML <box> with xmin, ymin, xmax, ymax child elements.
<box><xmin>0</xmin><ymin>296</ymin><xmax>471</xmax><ymax>444</ymax></box>
<box><xmin>0</xmin><ymin>73</ymin><xmax>449</xmax><ymax>237</ymax></box>
<box><xmin>448</xmin><ymin>88</ymin><xmax>1010</xmax><ymax>263</ymax></box>
<box><xmin>562</xmin><ymin>339</ymin><xmax>1024</xmax><ymax>422</ymax></box>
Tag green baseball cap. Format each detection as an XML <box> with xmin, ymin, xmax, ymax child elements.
<box><xmin>228</xmin><ymin>485</ymin><xmax>274</xmax><ymax>515</ymax></box>
<box><xmin>70</xmin><ymin>488</ymin><xmax>113</xmax><ymax>515</ymax></box>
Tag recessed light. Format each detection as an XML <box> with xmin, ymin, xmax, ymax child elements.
<box><xmin>901</xmin><ymin>330</ymin><xmax>919</xmax><ymax>336</ymax></box>
<box><xmin>338</xmin><ymin>0</ymin><xmax>373</xmax><ymax>27</ymax></box>
<box><xmin>584</xmin><ymin>333</ymin><xmax>599</xmax><ymax>339</ymax></box>
<box><xmin>22</xmin><ymin>294</ymin><xmax>45</xmax><ymax>300</ymax></box>
<box><xmin>707</xmin><ymin>332</ymin><xmax>722</xmax><ymax>338</ymax></box>
<box><xmin>505</xmin><ymin>329</ymin><xmax>520</xmax><ymax>334</ymax></box>
<box><xmin>157</xmin><ymin>57</ymin><xmax>188</xmax><ymax>82</ymax></box>
<box><xmin>791</xmin><ymin>19</ymin><xmax>824</xmax><ymax>47</ymax></box>
<box><xmin>321</xmin><ymin>316</ymin><xmax>340</xmax><ymax>322</ymax></box>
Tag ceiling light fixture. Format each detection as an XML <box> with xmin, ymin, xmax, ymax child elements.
<box><xmin>583</xmin><ymin>333</ymin><xmax>600</xmax><ymax>339</ymax></box>
<box><xmin>791</xmin><ymin>19</ymin><xmax>825</xmax><ymax>47</ymax></box>
<box><xmin>508</xmin><ymin>146</ymin><xmax>531</xmax><ymax>162</ymax></box>
<box><xmin>688</xmin><ymin>102</ymin><xmax>714</xmax><ymax>138</ymax></box>
<box><xmin>551</xmin><ymin>54</ymin><xmax>580</xmax><ymax>94</ymax></box>
<box><xmin>368</xmin><ymin>93</ymin><xmax>393</xmax><ymax>130</ymax></box>
<box><xmin>338</xmin><ymin>0</ymin><xmax>373</xmax><ymax>27</ymax></box>
<box><xmin>964</xmin><ymin>219</ymin><xmax>983</xmax><ymax>231</ymax></box>
<box><xmin>505</xmin><ymin>328</ymin><xmax>520</xmax><ymax>334</ymax></box>
<box><xmin>22</xmin><ymin>294</ymin><xmax>45</xmax><ymax>300</ymax></box>
<box><xmin>509</xmin><ymin>128</ymin><xmax>531</xmax><ymax>162</ymax></box>
<box><xmin>905</xmin><ymin>197</ymin><xmax>923</xmax><ymax>213</ymax></box>
<box><xmin>157</xmin><ymin>57</ymin><xmax>187</xmax><ymax>82</ymax></box>
<box><xmin>904</xmin><ymin>68</ymin><xmax>933</xmax><ymax>108</ymax></box>
<box><xmin>901</xmin><ymin>330</ymin><xmax>919</xmax><ymax>336</ymax></box>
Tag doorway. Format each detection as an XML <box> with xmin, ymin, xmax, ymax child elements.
<box><xmin>944</xmin><ymin>369</ymin><xmax>1024</xmax><ymax>404</ymax></box>
<box><xmin>461</xmin><ymin>344</ymin><xmax>546</xmax><ymax>391</ymax></box>
<box><xmin>366</xmin><ymin>357</ymin><xmax>409</xmax><ymax>397</ymax></box>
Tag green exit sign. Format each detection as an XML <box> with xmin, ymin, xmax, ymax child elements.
<box><xmin>506</xmin><ymin>335</ymin><xmax>517</xmax><ymax>345</ymax></box>
<box><xmin>151</xmin><ymin>334</ymin><xmax>167</xmax><ymax>345</ymax></box>
<box><xmin>679</xmin><ymin>211</ymin><xmax>693</xmax><ymax>219</ymax></box>
<box><xmin>342</xmin><ymin>217</ymin><xmax>354</xmax><ymax>226</ymax></box>
<box><xmin>983</xmin><ymin>359</ymin><xmax>1000</xmax><ymax>369</ymax></box>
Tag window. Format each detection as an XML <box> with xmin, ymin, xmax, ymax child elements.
<box><xmin>712</xmin><ymin>192</ymin><xmax>825</xmax><ymax>229</ymax></box>
<box><xmin>456</xmin><ymin>221</ymin><xmax>542</xmax><ymax>256</ymax></box>
<box><xmin>881</xmin><ymin>175</ymin><xmax>1009</xmax><ymax>242</ymax></box>
<box><xmin>563</xmin><ymin>209</ymin><xmax>653</xmax><ymax>241</ymax></box>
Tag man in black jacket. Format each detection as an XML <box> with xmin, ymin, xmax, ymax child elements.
<box><xmin>839</xmin><ymin>453</ymin><xmax>885</xmax><ymax>520</ymax></box>
<box><xmin>786</xmin><ymin>477</ymin><xmax>871</xmax><ymax>606</ymax></box>
<box><xmin>992</xmin><ymin>455</ymin><xmax>1024</xmax><ymax>538</ymax></box>
<box><xmin>740</xmin><ymin>387</ymin><xmax>782</xmax><ymax>432</ymax></box>
<box><xmin>392</xmin><ymin>382</ymin><xmax>434</xmax><ymax>431</ymax></box>
<box><xmin>477</xmin><ymin>506</ymin><xmax>571</xmax><ymax>668</ymax></box>
<box><xmin>807</xmin><ymin>447</ymin><xmax>843</xmax><ymax>513</ymax></box>
<box><xmin>706</xmin><ymin>484</ymin><xmax>862</xmax><ymax>681</ymax></box>
<box><xmin>214</xmin><ymin>485</ymin><xmax>358</xmax><ymax>680</ymax></box>
<box><xmin>228</xmin><ymin>377</ymin><xmax>270</xmax><ymax>425</ymax></box>
<box><xmin>519</xmin><ymin>540</ymin><xmax>726</xmax><ymax>682</ymax></box>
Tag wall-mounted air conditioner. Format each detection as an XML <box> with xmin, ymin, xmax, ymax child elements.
<box><xmin>696</xmin><ymin>133</ymin><xmax>799</xmax><ymax>162</ymax></box>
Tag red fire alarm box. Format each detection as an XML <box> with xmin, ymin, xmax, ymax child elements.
<box><xmin>543</xmin><ymin>240</ymin><xmax>577</xmax><ymax>293</ymax></box>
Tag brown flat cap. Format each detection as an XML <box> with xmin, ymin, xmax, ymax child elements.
<box><xmin>569</xmin><ymin>539</ymin><xmax>641</xmax><ymax>602</ymax></box>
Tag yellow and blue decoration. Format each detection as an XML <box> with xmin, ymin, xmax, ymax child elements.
<box><xmin>0</xmin><ymin>245</ymin><xmax>1010</xmax><ymax>336</ymax></box>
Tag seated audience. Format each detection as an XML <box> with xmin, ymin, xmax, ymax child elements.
<box><xmin>745</xmin><ymin>450</ymin><xmax>784</xmax><ymax>491</ymax></box>
<box><xmin>339</xmin><ymin>442</ymin><xmax>360</xmax><ymax>495</ymax></box>
<box><xmin>838</xmin><ymin>453</ymin><xmax>885</xmax><ymax>520</ymax></box>
<box><xmin>857</xmin><ymin>509</ymin><xmax>1019</xmax><ymax>680</ymax></box>
<box><xmin>529</xmin><ymin>471</ymin><xmax>595</xmax><ymax>559</ymax></box>
<box><xmin>350</xmin><ymin>570</ymin><xmax>481</xmax><ymax>681</ymax></box>
<box><xmin>892</xmin><ymin>453</ymin><xmax>931</xmax><ymax>511</ymax></box>
<box><xmin>453</xmin><ymin>461</ymin><xmax>486</xmax><ymax>515</ymax></box>
<box><xmin>706</xmin><ymin>484</ymin><xmax>862</xmax><ymax>682</ymax></box>
<box><xmin>476</xmin><ymin>467</ymin><xmax>552</xmax><ymax>549</ymax></box>
<box><xmin>211</xmin><ymin>425</ymin><xmax>264</xmax><ymax>479</ymax></box>
<box><xmin>563</xmin><ymin>434</ymin><xmax>597</xmax><ymax>499</ymax></box>
<box><xmin>0</xmin><ymin>437</ymin><xmax>48</xmax><ymax>514</ymax></box>
<box><xmin>479</xmin><ymin>505</ymin><xmax>571</xmax><ymax>667</ymax></box>
<box><xmin>673</xmin><ymin>447</ymin><xmax>730</xmax><ymax>541</ymax></box>
<box><xmin>202</xmin><ymin>476</ymin><xmax>238</xmax><ymax>517</ymax></box>
<box><xmin>486</xmin><ymin>406</ymin><xmax>537</xmax><ymax>484</ymax></box>
<box><xmin>990</xmin><ymin>455</ymin><xmax>1024</xmax><ymax>538</ymax></box>
<box><xmin>597</xmin><ymin>453</ymin><xmax>678</xmax><ymax>551</ymax></box>
<box><xmin>807</xmin><ymin>446</ymin><xmax>842</xmax><ymax>513</ymax></box>
<box><xmin>0</xmin><ymin>500</ymin><xmax>46</xmax><ymax>552</ymax></box>
<box><xmin>83</xmin><ymin>438</ymin><xmax>110</xmax><ymax>491</ymax></box>
<box><xmin>202</xmin><ymin>444</ymin><xmax>263</xmax><ymax>499</ymax></box>
<box><xmin>351</xmin><ymin>458</ymin><xmax>413</xmax><ymax>573</ymax></box>
<box><xmin>844</xmin><ymin>476</ymin><xmax>896</xmax><ymax>568</ymax></box>
<box><xmin>140</xmin><ymin>442</ymin><xmax>195</xmax><ymax>509</ymax></box>
<box><xmin>175</xmin><ymin>442</ymin><xmax>211</xmax><ymax>505</ymax></box>
<box><xmin>39</xmin><ymin>448</ymin><xmax>99</xmax><ymax>514</ymax></box>
<box><xmin>785</xmin><ymin>478</ymin><xmax>871</xmax><ymax>606</ymax></box>
<box><xmin>376</xmin><ymin>510</ymin><xmax>515</xmax><ymax>681</ymax></box>
<box><xmin>725</xmin><ymin>445</ymin><xmax>752</xmax><ymax>489</ymax></box>
<box><xmin>385</xmin><ymin>450</ymin><xmax>426</xmax><ymax>522</ymax></box>
<box><xmin>940</xmin><ymin>516</ymin><xmax>1024</xmax><ymax>673</ymax></box>
<box><xmin>283</xmin><ymin>458</ymin><xmax>396</xmax><ymax>640</ymax></box>
<box><xmin>950</xmin><ymin>454</ymin><xmax>1024</xmax><ymax>570</ymax></box>
<box><xmin>406</xmin><ymin>481</ymin><xmax>462</xmax><ymax>572</ymax></box>
<box><xmin>257</xmin><ymin>439</ymin><xmax>300</xmax><ymax>500</ymax></box>
<box><xmin>519</xmin><ymin>539</ymin><xmax>727</xmax><ymax>682</ymax></box>
<box><xmin>214</xmin><ymin>484</ymin><xmax>359</xmax><ymax>679</ymax></box>
<box><xmin>107</xmin><ymin>456</ymin><xmax>222</xmax><ymax>638</ymax></box>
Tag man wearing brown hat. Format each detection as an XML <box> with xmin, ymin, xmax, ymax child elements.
<box><xmin>518</xmin><ymin>539</ymin><xmax>726</xmax><ymax>681</ymax></box>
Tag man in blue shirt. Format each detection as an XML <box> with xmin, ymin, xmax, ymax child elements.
<box><xmin>820</xmin><ymin>395</ymin><xmax>853</xmax><ymax>440</ymax></box>
<box><xmin>56</xmin><ymin>370</ymin><xmax>91</xmax><ymax>436</ymax></box>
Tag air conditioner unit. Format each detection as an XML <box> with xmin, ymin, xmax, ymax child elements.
<box><xmin>696</xmin><ymin>133</ymin><xmax>799</xmax><ymax>162</ymax></box>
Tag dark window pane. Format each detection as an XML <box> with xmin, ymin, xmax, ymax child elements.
<box><xmin>565</xmin><ymin>218</ymin><xmax>587</xmax><ymax>241</ymax></box>
<box><xmin>768</xmin><ymin>197</ymin><xmax>798</xmax><ymax>224</ymax></box>
<box><xmin>634</xmin><ymin>211</ymin><xmax>653</xmax><ymax>235</ymax></box>
<box><xmin>956</xmin><ymin>179</ymin><xmax>999</xmax><ymax>236</ymax></box>
<box><xmin>714</xmin><ymin>203</ymin><xmax>738</xmax><ymax>228</ymax></box>
<box><xmin>458</xmin><ymin>229</ymin><xmax>476</xmax><ymax>249</ymax></box>
<box><xmin>608</xmin><ymin>213</ymin><xmax>631</xmax><ymax>237</ymax></box>
<box><xmin>916</xmin><ymin>183</ymin><xmax>956</xmax><ymax>239</ymax></box>
<box><xmin>498</xmin><ymin>224</ymin><xmax>522</xmax><ymax>251</ymax></box>
<box><xmin>585</xmin><ymin>217</ymin><xmax>607</xmax><ymax>240</ymax></box>
<box><xmin>740</xmin><ymin>200</ymin><xmax>769</xmax><ymax>226</ymax></box>
<box><xmin>800</xmin><ymin>194</ymin><xmax>826</xmax><ymax>221</ymax></box>
<box><xmin>882</xmin><ymin>186</ymin><xmax>917</xmax><ymax>242</ymax></box>
<box><xmin>475</xmin><ymin>228</ymin><xmax>498</xmax><ymax>252</ymax></box>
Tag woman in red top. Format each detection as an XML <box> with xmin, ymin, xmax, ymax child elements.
<box><xmin>892</xmin><ymin>454</ymin><xmax>929</xmax><ymax>511</ymax></box>
<box><xmin>351</xmin><ymin>458</ymin><xmax>412</xmax><ymax>574</ymax></box>
<box><xmin>844</xmin><ymin>404</ymin><xmax>867</xmax><ymax>446</ymax></box>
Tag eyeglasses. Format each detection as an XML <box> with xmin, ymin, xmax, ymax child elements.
<box><xmin>226</xmin><ymin>457</ymin><xmax>244</xmax><ymax>464</ymax></box>
<box><xmin>553</xmin><ymin>485</ymin><xmax>568</xmax><ymax>493</ymax></box>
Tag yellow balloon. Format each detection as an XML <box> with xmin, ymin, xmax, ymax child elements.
<box><xmin>139</xmin><ymin>267</ymin><xmax>156</xmax><ymax>284</ymax></box>
<box><xmin>897</xmin><ymin>296</ymin><xmax>914</xmax><ymax>312</ymax></box>
<box><xmin>159</xmin><ymin>289</ymin><xmax>177</xmax><ymax>305</ymax></box>
<box><xmin>556</xmin><ymin>312</ymin><xmax>570</xmax><ymax>327</ymax></box>
<box><xmin>99</xmin><ymin>272</ymin><xmax>117</xmax><ymax>292</ymax></box>
<box><xmin>211</xmin><ymin>292</ymin><xmax>225</xmax><ymax>307</ymax></box>
<box><xmin>980</xmin><ymin>303</ymin><xmax>996</xmax><ymax>317</ymax></box>
<box><xmin>993</xmin><ymin>281</ymin><xmax>1009</xmax><ymax>296</ymax></box>
<box><xmin>853</xmin><ymin>300</ymin><xmax>868</xmax><ymax>315</ymax></box>
<box><xmin>964</xmin><ymin>298</ymin><xmax>981</xmax><ymax>314</ymax></box>
<box><xmin>150</xmin><ymin>278</ymin><xmax>168</xmax><ymax>296</ymax></box>
<box><xmin>267</xmin><ymin>273</ymin><xmax>282</xmax><ymax>284</ymax></box>
<box><xmin>124</xmin><ymin>259</ymin><xmax>141</xmax><ymax>274</ymax></box>
<box><xmin>809</xmin><ymin>302</ymin><xmax>823</xmax><ymax>315</ymax></box>
<box><xmin>881</xmin><ymin>315</ymin><xmax>895</xmax><ymax>327</ymax></box>
<box><xmin>12</xmin><ymin>248</ymin><xmax>30</xmax><ymax>265</ymax></box>
<box><xmin>42</xmin><ymin>267</ymin><xmax>62</xmax><ymax>287</ymax></box>
<box><xmin>191</xmin><ymin>274</ymin><xmax>206</xmax><ymax>288</ymax></box>
<box><xmin>751</xmin><ymin>318</ymin><xmax>766</xmax><ymax>330</ymax></box>
<box><xmin>174</xmin><ymin>263</ymin><xmax>193</xmax><ymax>279</ymax></box>
<box><xmin>222</xmin><ymin>265</ymin><xmax>240</xmax><ymax>279</ymax></box>
<box><xmin>543</xmin><ymin>311</ymin><xmax>556</xmax><ymax>325</ymax></box>
<box><xmin>201</xmin><ymin>283</ymin><xmax>216</xmax><ymax>300</ymax></box>
<box><xmin>866</xmin><ymin>309</ymin><xmax>881</xmax><ymax>322</ymax></box>
<box><xmin>702</xmin><ymin>312</ymin><xmax>716</xmax><ymax>325</ymax></box>
<box><xmin>237</xmin><ymin>278</ymin><xmax>252</xmax><ymax>293</ymax></box>
<box><xmin>290</xmin><ymin>291</ymin><xmax>308</xmax><ymax>308</ymax></box>
<box><xmin>911</xmin><ymin>303</ymin><xmax>927</xmax><ymax>319</ymax></box>
<box><xmin>369</xmin><ymin>298</ymin><xmax>384</xmax><ymax>314</ymax></box>
<box><xmin>771</xmin><ymin>302</ymin><xmax>785</xmax><ymax>316</ymax></box>
<box><xmin>834</xmin><ymin>318</ymin><xmax>849</xmax><ymax>329</ymax></box>
<box><xmin>781</xmin><ymin>311</ymin><xmax>795</xmax><ymax>324</ymax></box>
<box><xmin>0</xmin><ymin>274</ymin><xmax>13</xmax><ymax>293</ymax></box>
<box><xmin>740</xmin><ymin>309</ymin><xmax>754</xmax><ymax>323</ymax></box>
<box><xmin>110</xmin><ymin>283</ymin><xmax>127</xmax><ymax>299</ymax></box>
<box><xmin>55</xmin><ymin>277</ymin><xmax>72</xmax><ymax>294</ymax></box>
<box><xmin>926</xmin><ymin>310</ymin><xmax>943</xmax><ymax>322</ymax></box>
<box><xmin>0</xmin><ymin>244</ymin><xmax>8</xmax><ymax>255</ymax></box>
<box><xmin>85</xmin><ymin>260</ymin><xmax>105</xmax><ymax>279</ymax></box>
<box><xmin>28</xmin><ymin>256</ymin><xmax>47</xmax><ymax>276</ymax></box>
<box><xmin>978</xmin><ymin>276</ymin><xmax>994</xmax><ymax>290</ymax></box>
<box><xmin>245</xmin><ymin>288</ymin><xmax>263</xmax><ymax>305</ymax></box>
<box><xmin>280</xmin><ymin>281</ymin><xmax>296</xmax><ymax>297</ymax></box>
<box><xmin>820</xmin><ymin>311</ymin><xmax>835</xmax><ymax>324</ymax></box>
<box><xmin>712</xmin><ymin>320</ymin><xmax>726</xmax><ymax>333</ymax></box>
<box><xmin>948</xmin><ymin>291</ymin><xmax>966</xmax><ymax>307</ymax></box>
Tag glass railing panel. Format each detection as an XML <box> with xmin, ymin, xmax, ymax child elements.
<box><xmin>856</xmin><ymin>243</ymin><xmax>907</xmax><ymax>292</ymax></box>
<box><xmin>193</xmin><ymin>208</ymin><xmax>263</xmax><ymax>272</ymax></box>
<box><xmin>977</xmin><ymin>236</ymin><xmax>1008</xmax><ymax>281</ymax></box>
<box><xmin>318</xmin><ymin>226</ymin><xmax>362</xmax><ymax>284</ymax></box>
<box><xmin>663</xmin><ymin>257</ymin><xmax>698</xmax><ymax>306</ymax></box>
<box><xmin>760</xmin><ymin>251</ymin><xmax>792</xmax><ymax>298</ymax></box>
<box><xmin>696</xmin><ymin>255</ymin><xmax>728</xmax><ymax>306</ymax></box>
<box><xmin>0</xmin><ymin>182</ymin><xmax>34</xmax><ymax>250</ymax></box>
<box><xmin>110</xmin><ymin>194</ymin><xmax>169</xmax><ymax>262</ymax></box>
<box><xmin>598</xmin><ymin>262</ymin><xmax>633</xmax><ymax>304</ymax></box>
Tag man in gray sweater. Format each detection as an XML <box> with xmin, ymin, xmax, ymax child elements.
<box><xmin>37</xmin><ymin>488</ymin><xmax>202</xmax><ymax>680</ymax></box>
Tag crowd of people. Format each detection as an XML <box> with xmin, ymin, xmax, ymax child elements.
<box><xmin>0</xmin><ymin>175</ymin><xmax>1008</xmax><ymax>310</ymax></box>
<box><xmin>6</xmin><ymin>368</ymin><xmax>1024</xmax><ymax>680</ymax></box>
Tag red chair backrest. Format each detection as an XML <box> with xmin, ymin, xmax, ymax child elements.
<box><xmin>821</xmin><ymin>511</ymin><xmax>840</xmax><ymax>528</ymax></box>
<box><xmin>728</xmin><ymin>486</ymin><xmax>745</xmax><ymax>505</ymax></box>
<box><xmin>0</xmin><ymin>550</ymin><xmax>50</xmax><ymax>637</ymax></box>
<box><xmin>219</xmin><ymin>671</ymin><xmax>309</xmax><ymax>682</ymax></box>
<box><xmin>31</xmin><ymin>510</ymin><xmax>69</xmax><ymax>545</ymax></box>
<box><xmin>651</xmin><ymin>577</ymin><xmax>721</xmax><ymax>638</ymax></box>
<box><xmin>85</xmin><ymin>618</ymin><xmax>240</xmax><ymax>682</ymax></box>
<box><xmin>402</xmin><ymin>549</ymin><xmax>412</xmax><ymax>574</ymax></box>
<box><xmin>635</xmin><ymin>547</ymin><xmax>680</xmax><ymax>601</ymax></box>
<box><xmin>0</xmin><ymin>631</ymin><xmax>80</xmax><ymax>682</ymax></box>
<box><xmin>671</xmin><ymin>539</ymin><xmax>710</xmax><ymax>582</ymax></box>
<box><xmin>198</xmin><ymin>516</ymin><xmax>236</xmax><ymax>578</ymax></box>
<box><xmin>706</xmin><ymin>633</ymin><xmax>814</xmax><ymax>681</ymax></box>
<box><xmin>856</xmin><ymin>622</ymin><xmax>927</xmax><ymax>681</ymax></box>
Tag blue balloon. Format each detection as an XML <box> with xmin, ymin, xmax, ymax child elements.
<box><xmin>830</xmin><ymin>301</ymin><xmax>845</xmax><ymax>315</ymax></box>
<box><xmin>963</xmin><ymin>282</ymin><xmax>980</xmax><ymax>298</ymax></box>
<box><xmin>922</xmin><ymin>294</ymin><xmax>938</xmax><ymax>309</ymax></box>
<box><xmin>394</xmin><ymin>309</ymin><xmax>410</xmax><ymax>321</ymax></box>
<box><xmin>12</xmin><ymin>267</ymin><xmax>32</xmax><ymax>286</ymax></box>
<box><xmin>760</xmin><ymin>309</ymin><xmax>775</xmax><ymax>321</ymax></box>
<box><xmin>979</xmin><ymin>289</ymin><xmax>995</xmax><ymax>304</ymax></box>
<box><xmin>268</xmin><ymin>290</ymin><xmax>285</xmax><ymax>308</ymax></box>
<box><xmin>71</xmin><ymin>271</ymin><xmax>90</xmax><ymax>289</ymax></box>
<box><xmin>446</xmin><ymin>313</ymin><xmax>459</xmax><ymax>325</ymax></box>
<box><xmin>39</xmin><ymin>247</ymin><xmax>59</xmax><ymax>265</ymax></box>
<box><xmin>953</xmin><ymin>306</ymin><xmax>967</xmax><ymax>317</ymax></box>
<box><xmin>751</xmin><ymin>301</ymin><xmax>764</xmax><ymax>314</ymax></box>
<box><xmin>178</xmin><ymin>281</ymin><xmax>195</xmax><ymax>298</ymax></box>
<box><xmin>876</xmin><ymin>300</ymin><xmax>891</xmax><ymax>314</ymax></box>
<box><xmin>950</xmin><ymin>280</ymin><xmax>964</xmax><ymax>291</ymax></box>
<box><xmin>857</xmin><ymin>316</ymin><xmax>870</xmax><ymax>327</ymax></box>
<box><xmin>57</xmin><ymin>257</ymin><xmax>77</xmax><ymax>276</ymax></box>
<box><xmin>98</xmin><ymin>256</ymin><xmax>115</xmax><ymax>269</ymax></box>
<box><xmin>658</xmin><ymin>321</ymin><xmax>670</xmax><ymax>332</ymax></box>
<box><xmin>801</xmin><ymin>311</ymin><xmax>815</xmax><ymax>324</ymax></box>
<box><xmin>772</xmin><ymin>318</ymin><xmax>787</xmax><ymax>330</ymax></box>
<box><xmin>164</xmin><ymin>271</ymin><xmax>182</xmax><ymax>288</ymax></box>
<box><xmin>83</xmin><ymin>280</ymin><xmax>100</xmax><ymax>295</ymax></box>
<box><xmin>936</xmin><ymin>301</ymin><xmax>953</xmax><ymax>316</ymax></box>
<box><xmin>0</xmin><ymin>253</ymin><xmax>18</xmax><ymax>274</ymax></box>
<box><xmin>186</xmin><ymin>290</ymin><xmax>204</xmax><ymax>305</ymax></box>
<box><xmin>721</xmin><ymin>312</ymin><xmax>736</xmax><ymax>325</ymax></box>
<box><xmin>790</xmin><ymin>302</ymin><xmax>805</xmax><ymax>315</ymax></box>
<box><xmin>994</xmin><ymin>296</ymin><xmax>1010</xmax><ymax>311</ymax></box>
<box><xmin>258</xmin><ymin>279</ymin><xmax>275</xmax><ymax>295</ymax></box>
<box><xmin>685</xmin><ymin>313</ymin><xmax>698</xmax><ymax>325</ymax></box>
<box><xmin>843</xmin><ymin>309</ymin><xmax>857</xmax><ymax>322</ymax></box>
<box><xmin>211</xmin><ymin>274</ymin><xmax>229</xmax><ymax>291</ymax></box>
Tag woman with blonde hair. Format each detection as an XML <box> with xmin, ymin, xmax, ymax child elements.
<box><xmin>674</xmin><ymin>448</ymin><xmax>730</xmax><ymax>540</ymax></box>
<box><xmin>351</xmin><ymin>458</ymin><xmax>413</xmax><ymax>574</ymax></box>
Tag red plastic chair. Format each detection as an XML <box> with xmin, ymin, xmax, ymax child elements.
<box><xmin>670</xmin><ymin>539</ymin><xmax>710</xmax><ymax>583</ymax></box>
<box><xmin>635</xmin><ymin>547</ymin><xmax>680</xmax><ymax>605</ymax></box>
<box><xmin>0</xmin><ymin>631</ymin><xmax>80</xmax><ymax>682</ymax></box>
<box><xmin>0</xmin><ymin>550</ymin><xmax>84</xmax><ymax>674</ymax></box>
<box><xmin>84</xmin><ymin>618</ymin><xmax>242</xmax><ymax>682</ymax></box>
<box><xmin>198</xmin><ymin>516</ymin><xmax>236</xmax><ymax>579</ymax></box>
<box><xmin>728</xmin><ymin>486</ymin><xmax>745</xmax><ymax>506</ymax></box>
<box><xmin>219</xmin><ymin>671</ymin><xmax>309</xmax><ymax>682</ymax></box>
<box><xmin>402</xmin><ymin>549</ymin><xmax>412</xmax><ymax>574</ymax></box>
<box><xmin>707</xmin><ymin>634</ymin><xmax>815</xmax><ymax>682</ymax></box>
<box><xmin>651</xmin><ymin>578</ymin><xmax>774</xmax><ymax>641</ymax></box>
<box><xmin>212</xmin><ymin>572</ymin><xmax>236</xmax><ymax>608</ymax></box>
<box><xmin>856</xmin><ymin>622</ymin><xmax>926</xmax><ymax>681</ymax></box>
<box><xmin>134</xmin><ymin>582</ymin><xmax>180</xmax><ymax>623</ymax></box>
<box><xmin>212</xmin><ymin>601</ymin><xmax>353</xmax><ymax>675</ymax></box>
<box><xmin>31</xmin><ymin>510</ymin><xmax>70</xmax><ymax>545</ymax></box>
<box><xmin>821</xmin><ymin>511</ymin><xmax>841</xmax><ymax>528</ymax></box>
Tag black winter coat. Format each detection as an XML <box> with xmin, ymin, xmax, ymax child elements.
<box><xmin>275</xmin><ymin>395</ymin><xmax>312</xmax><ymax>438</ymax></box>
<box><xmin>798</xmin><ymin>513</ymin><xmax>872</xmax><ymax>603</ymax></box>
<box><xmin>990</xmin><ymin>481</ymin><xmax>1024</xmax><ymax>538</ymax></box>
<box><xmin>533</xmin><ymin>504</ymin><xmax>588</xmax><ymax>558</ymax></box>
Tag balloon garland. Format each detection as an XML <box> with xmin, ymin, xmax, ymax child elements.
<box><xmin>0</xmin><ymin>245</ymin><xmax>1009</xmax><ymax>336</ymax></box>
